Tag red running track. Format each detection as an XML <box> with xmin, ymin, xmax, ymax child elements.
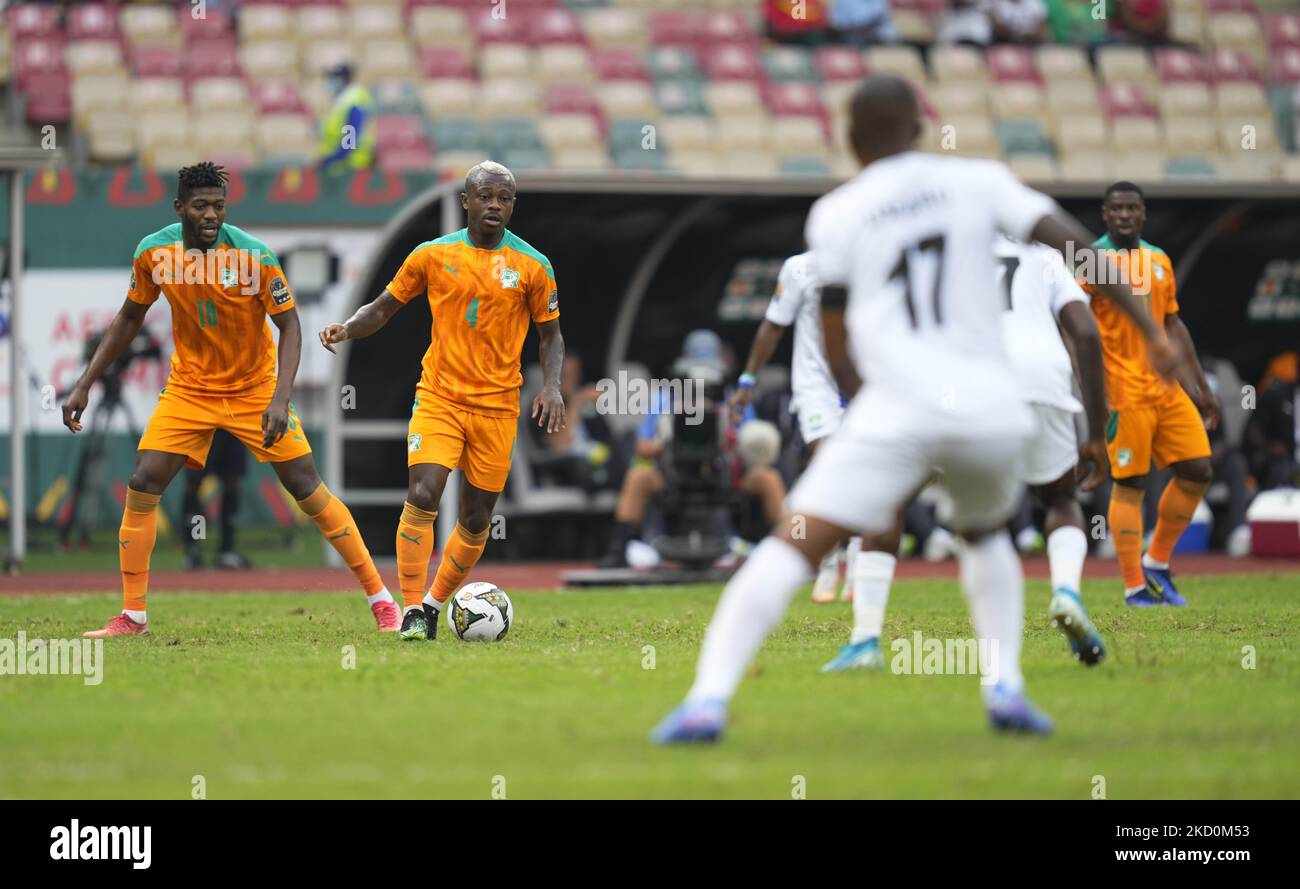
<box><xmin>0</xmin><ymin>554</ymin><xmax>1294</xmax><ymax>595</ymax></box>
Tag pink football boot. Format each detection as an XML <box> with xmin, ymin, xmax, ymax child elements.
<box><xmin>83</xmin><ymin>613</ymin><xmax>150</xmax><ymax>638</ymax></box>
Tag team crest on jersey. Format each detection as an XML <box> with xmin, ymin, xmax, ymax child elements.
<box><xmin>1117</xmin><ymin>448</ymin><xmax>1133</xmax><ymax>468</ymax></box>
<box><xmin>221</xmin><ymin>267</ymin><xmax>239</xmax><ymax>288</ymax></box>
<box><xmin>269</xmin><ymin>276</ymin><xmax>290</xmax><ymax>305</ymax></box>
<box><xmin>500</xmin><ymin>268</ymin><xmax>520</xmax><ymax>289</ymax></box>
<box><xmin>548</xmin><ymin>288</ymin><xmax>558</xmax><ymax>313</ymax></box>
<box><xmin>408</xmin><ymin>433</ymin><xmax>422</xmax><ymax>452</ymax></box>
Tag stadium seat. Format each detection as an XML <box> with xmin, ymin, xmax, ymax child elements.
<box><xmin>1036</xmin><ymin>45</ymin><xmax>1092</xmax><ymax>85</ymax></box>
<box><xmin>470</xmin><ymin>7</ymin><xmax>531</xmax><ymax>44</ymax></box>
<box><xmin>68</xmin><ymin>3</ymin><xmax>118</xmax><ymax>41</ymax></box>
<box><xmin>500</xmin><ymin>146</ymin><xmax>551</xmax><ymax>173</ymax></box>
<box><xmin>361</xmin><ymin>38</ymin><xmax>418</xmax><ymax>81</ymax></box>
<box><xmin>815</xmin><ymin>46</ymin><xmax>868</xmax><ymax>83</ymax></box>
<box><xmin>481</xmin><ymin>43</ymin><xmax>536</xmax><ymax>79</ymax></box>
<box><xmin>763</xmin><ymin>46</ymin><xmax>817</xmax><ymax>82</ymax></box>
<box><xmin>1212</xmin><ymin>48</ymin><xmax>1263</xmax><ymax>81</ymax></box>
<box><xmin>660</xmin><ymin>115</ymin><xmax>714</xmax><ymax>151</ymax></box>
<box><xmin>655</xmin><ymin>80</ymin><xmax>708</xmax><ymax>116</ymax></box>
<box><xmin>1096</xmin><ymin>46</ymin><xmax>1157</xmax><ymax>87</ymax></box>
<box><xmin>380</xmin><ymin>144</ymin><xmax>437</xmax><ymax>173</ymax></box>
<box><xmin>530</xmin><ymin>8</ymin><xmax>587</xmax><ymax>45</ymax></box>
<box><xmin>1281</xmin><ymin>154</ymin><xmax>1300</xmax><ymax>181</ymax></box>
<box><xmin>765</xmin><ymin>81</ymin><xmax>826</xmax><ymax>119</ymax></box>
<box><xmin>1216</xmin><ymin>81</ymin><xmax>1270</xmax><ymax>114</ymax></box>
<box><xmin>184</xmin><ymin>40</ymin><xmax>240</xmax><ymax>79</ymax></box>
<box><xmin>996</xmin><ymin>119</ymin><xmax>1053</xmax><ymax>155</ymax></box>
<box><xmin>539</xmin><ymin>113</ymin><xmax>603</xmax><ymax>149</ymax></box>
<box><xmin>7</xmin><ymin>4</ymin><xmax>61</xmax><ymax>40</ymax></box>
<box><xmin>1045</xmin><ymin>81</ymin><xmax>1101</xmax><ymax>118</ymax></box>
<box><xmin>1058</xmin><ymin>153</ymin><xmax>1110</xmax><ymax>181</ymax></box>
<box><xmin>1265</xmin><ymin>13</ymin><xmax>1300</xmax><ymax>50</ymax></box>
<box><xmin>238</xmin><ymin>5</ymin><xmax>295</xmax><ymax>42</ymax></box>
<box><xmin>487</xmin><ymin>116</ymin><xmax>545</xmax><ymax>153</ymax></box>
<box><xmin>538</xmin><ymin>45</ymin><xmax>596</xmax><ymax>84</ymax></box>
<box><xmin>145</xmin><ymin>141</ymin><xmax>203</xmax><ymax>173</ymax></box>
<box><xmin>1216</xmin><ymin>150</ymin><xmax>1283</xmax><ymax>180</ymax></box>
<box><xmin>129</xmin><ymin>77</ymin><xmax>186</xmax><ymax>115</ymax></box>
<box><xmin>545</xmin><ymin>83</ymin><xmax>602</xmax><ymax>118</ymax></box>
<box><xmin>86</xmin><ymin>111</ymin><xmax>136</xmax><ymax>164</ymax></box>
<box><xmin>350</xmin><ymin>4</ymin><xmax>404</xmax><ymax>40</ymax></box>
<box><xmin>436</xmin><ymin>150</ymin><xmax>494</xmax><ymax>180</ymax></box>
<box><xmin>987</xmin><ymin>45</ymin><xmax>1041</xmax><ymax>84</ymax></box>
<box><xmin>1169</xmin><ymin>10</ymin><xmax>1207</xmax><ymax>46</ymax></box>
<box><xmin>772</xmin><ymin>115</ymin><xmax>828</xmax><ymax>155</ymax></box>
<box><xmin>939</xmin><ymin>114</ymin><xmax>999</xmax><ymax>157</ymax></box>
<box><xmin>375</xmin><ymin>114</ymin><xmax>428</xmax><ymax>152</ymax></box>
<box><xmin>419</xmin><ymin>47</ymin><xmax>476</xmax><ymax>80</ymax></box>
<box><xmin>1101</xmin><ymin>84</ymin><xmax>1157</xmax><ymax>118</ymax></box>
<box><xmin>1007</xmin><ymin>153</ymin><xmax>1057</xmax><ymax>182</ymax></box>
<box><xmin>298</xmin><ymin>5</ymin><xmax>347</xmax><ymax>41</ymax></box>
<box><xmin>25</xmin><ymin>75</ymin><xmax>72</xmax><ymax>126</ymax></box>
<box><xmin>1154</xmin><ymin>47</ymin><xmax>1213</xmax><ymax>83</ymax></box>
<box><xmin>430</xmin><ymin>117</ymin><xmax>487</xmax><ymax>153</ymax></box>
<box><xmin>551</xmin><ymin>146</ymin><xmax>612</xmax><ymax>171</ymax></box>
<box><xmin>1109</xmin><ymin>150</ymin><xmax>1167</xmax><ymax>181</ymax></box>
<box><xmin>1204</xmin><ymin>0</ymin><xmax>1260</xmax><ymax>12</ymax></box>
<box><xmin>194</xmin><ymin>110</ymin><xmax>256</xmax><ymax>151</ymax></box>
<box><xmin>72</xmin><ymin>75</ymin><xmax>128</xmax><ymax>125</ymax></box>
<box><xmin>1160</xmin><ymin>81</ymin><xmax>1213</xmax><ymax>116</ymax></box>
<box><xmin>779</xmin><ymin>155</ymin><xmax>832</xmax><ymax>177</ymax></box>
<box><xmin>614</xmin><ymin>146</ymin><xmax>669</xmax><ymax>172</ymax></box>
<box><xmin>608</xmin><ymin>117</ymin><xmax>657</xmax><ymax>152</ymax></box>
<box><xmin>597</xmin><ymin>80</ymin><xmax>658</xmax><ymax>118</ymax></box>
<box><xmin>705</xmin><ymin>80</ymin><xmax>763</xmax><ymax>115</ymax></box>
<box><xmin>1218</xmin><ymin>116</ymin><xmax>1280</xmax><ymax>152</ymax></box>
<box><xmin>930</xmin><ymin>45</ymin><xmax>987</xmax><ymax>84</ymax></box>
<box><xmin>138</xmin><ymin>109</ymin><xmax>193</xmax><ymax>154</ymax></box>
<box><xmin>718</xmin><ymin>149</ymin><xmax>779</xmax><ymax>178</ymax></box>
<box><xmin>865</xmin><ymin>46</ymin><xmax>926</xmax><ymax>83</ymax></box>
<box><xmin>592</xmin><ymin>48</ymin><xmax>650</xmax><ymax>81</ymax></box>
<box><xmin>241</xmin><ymin>41</ymin><xmax>299</xmax><ymax>80</ymax></box>
<box><xmin>714</xmin><ymin>113</ymin><xmax>769</xmax><ymax>152</ymax></box>
<box><xmin>820</xmin><ymin>81</ymin><xmax>861</xmax><ymax>118</ymax></box>
<box><xmin>120</xmin><ymin>5</ymin><xmax>177</xmax><ymax>47</ymax></box>
<box><xmin>191</xmin><ymin>77</ymin><xmax>251</xmax><ymax>112</ymax></box>
<box><xmin>583</xmin><ymin>9</ymin><xmax>648</xmax><ymax>50</ymax></box>
<box><xmin>1055</xmin><ymin>117</ymin><xmax>1108</xmax><ymax>154</ymax></box>
<box><xmin>478</xmin><ymin>78</ymin><xmax>543</xmax><ymax>116</ymax></box>
<box><xmin>931</xmin><ymin>82</ymin><xmax>992</xmax><ymax>117</ymax></box>
<box><xmin>831</xmin><ymin>152</ymin><xmax>859</xmax><ymax>179</ymax></box>
<box><xmin>701</xmin><ymin>44</ymin><xmax>763</xmax><ymax>81</ymax></box>
<box><xmin>1270</xmin><ymin>47</ymin><xmax>1300</xmax><ymax>83</ymax></box>
<box><xmin>991</xmin><ymin>82</ymin><xmax>1046</xmax><ymax>119</ymax></box>
<box><xmin>1110</xmin><ymin>116</ymin><xmax>1163</xmax><ymax>151</ymax></box>
<box><xmin>133</xmin><ymin>44</ymin><xmax>184</xmax><ymax>78</ymax></box>
<box><xmin>256</xmin><ymin>114</ymin><xmax>316</xmax><ymax>163</ymax></box>
<box><xmin>372</xmin><ymin>80</ymin><xmax>423</xmax><ymax>115</ymax></box>
<box><xmin>1163</xmin><ymin>114</ymin><xmax>1219</xmax><ymax>153</ymax></box>
<box><xmin>1166</xmin><ymin>155</ymin><xmax>1218</xmax><ymax>178</ymax></box>
<box><xmin>178</xmin><ymin>6</ymin><xmax>233</xmax><ymax>43</ymax></box>
<box><xmin>65</xmin><ymin>41</ymin><xmax>124</xmax><ymax>78</ymax></box>
<box><xmin>421</xmin><ymin>79</ymin><xmax>481</xmax><ymax>118</ymax></box>
<box><xmin>1208</xmin><ymin>13</ymin><xmax>1268</xmax><ymax>70</ymax></box>
<box><xmin>649</xmin><ymin>11</ymin><xmax>696</xmax><ymax>46</ymax></box>
<box><xmin>648</xmin><ymin>46</ymin><xmax>701</xmax><ymax>81</ymax></box>
<box><xmin>410</xmin><ymin>7</ymin><xmax>471</xmax><ymax>46</ymax></box>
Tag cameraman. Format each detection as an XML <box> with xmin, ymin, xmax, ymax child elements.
<box><xmin>598</xmin><ymin>330</ymin><xmax>785</xmax><ymax>569</ymax></box>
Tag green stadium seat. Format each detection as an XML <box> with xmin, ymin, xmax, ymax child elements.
<box><xmin>779</xmin><ymin>156</ymin><xmax>831</xmax><ymax>177</ymax></box>
<box><xmin>1165</xmin><ymin>156</ymin><xmax>1217</xmax><ymax>178</ymax></box>
<box><xmin>430</xmin><ymin>117</ymin><xmax>486</xmax><ymax>153</ymax></box>
<box><xmin>763</xmin><ymin>47</ymin><xmax>818</xmax><ymax>82</ymax></box>
<box><xmin>648</xmin><ymin>47</ymin><xmax>700</xmax><ymax>81</ymax></box>
<box><xmin>614</xmin><ymin>147</ymin><xmax>669</xmax><ymax>171</ymax></box>
<box><xmin>608</xmin><ymin>118</ymin><xmax>655</xmax><ymax>152</ymax></box>
<box><xmin>655</xmin><ymin>80</ymin><xmax>708</xmax><ymax>116</ymax></box>
<box><xmin>372</xmin><ymin>80</ymin><xmax>423</xmax><ymax>116</ymax></box>
<box><xmin>1268</xmin><ymin>85</ymin><xmax>1297</xmax><ymax>152</ymax></box>
<box><xmin>995</xmin><ymin>119</ymin><xmax>1053</xmax><ymax>156</ymax></box>
<box><xmin>488</xmin><ymin>117</ymin><xmax>545</xmax><ymax>155</ymax></box>
<box><xmin>502</xmin><ymin>146</ymin><xmax>551</xmax><ymax>172</ymax></box>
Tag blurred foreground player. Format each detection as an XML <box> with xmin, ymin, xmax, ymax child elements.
<box><xmin>653</xmin><ymin>76</ymin><xmax>1176</xmax><ymax>743</ymax></box>
<box><xmin>63</xmin><ymin>162</ymin><xmax>397</xmax><ymax>637</ymax></box>
<box><xmin>319</xmin><ymin>162</ymin><xmax>567</xmax><ymax>641</ymax></box>
<box><xmin>1083</xmin><ymin>183</ymin><xmax>1218</xmax><ymax>606</ymax></box>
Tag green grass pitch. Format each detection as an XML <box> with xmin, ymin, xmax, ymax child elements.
<box><xmin>1</xmin><ymin>574</ymin><xmax>1296</xmax><ymax>799</ymax></box>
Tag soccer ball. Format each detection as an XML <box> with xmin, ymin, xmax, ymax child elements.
<box><xmin>446</xmin><ymin>582</ymin><xmax>514</xmax><ymax>642</ymax></box>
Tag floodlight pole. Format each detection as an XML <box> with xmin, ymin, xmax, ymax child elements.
<box><xmin>7</xmin><ymin>169</ymin><xmax>23</xmax><ymax>572</ymax></box>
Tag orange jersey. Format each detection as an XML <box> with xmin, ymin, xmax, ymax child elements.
<box><xmin>128</xmin><ymin>223</ymin><xmax>294</xmax><ymax>395</ymax></box>
<box><xmin>1080</xmin><ymin>235</ymin><xmax>1179</xmax><ymax>409</ymax></box>
<box><xmin>386</xmin><ymin>227</ymin><xmax>559</xmax><ymax>417</ymax></box>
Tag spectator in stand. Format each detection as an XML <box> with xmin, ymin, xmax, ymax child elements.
<box><xmin>828</xmin><ymin>0</ymin><xmax>900</xmax><ymax>45</ymax></box>
<box><xmin>1246</xmin><ymin>352</ymin><xmax>1299</xmax><ymax>490</ymax></box>
<box><xmin>938</xmin><ymin>0</ymin><xmax>994</xmax><ymax>45</ymax></box>
<box><xmin>317</xmin><ymin>64</ymin><xmax>375</xmax><ymax>173</ymax></box>
<box><xmin>765</xmin><ymin>0</ymin><xmax>831</xmax><ymax>45</ymax></box>
<box><xmin>988</xmin><ymin>0</ymin><xmax>1049</xmax><ymax>43</ymax></box>
<box><xmin>1045</xmin><ymin>0</ymin><xmax>1110</xmax><ymax>46</ymax></box>
<box><xmin>1114</xmin><ymin>0</ymin><xmax>1170</xmax><ymax>44</ymax></box>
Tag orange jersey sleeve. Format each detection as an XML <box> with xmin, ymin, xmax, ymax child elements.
<box><xmin>1082</xmin><ymin>238</ymin><xmax>1179</xmax><ymax>409</ymax></box>
<box><xmin>386</xmin><ymin>245</ymin><xmax>431</xmax><ymax>304</ymax></box>
<box><xmin>127</xmin><ymin>252</ymin><xmax>161</xmax><ymax>306</ymax></box>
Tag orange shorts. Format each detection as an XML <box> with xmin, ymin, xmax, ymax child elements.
<box><xmin>137</xmin><ymin>384</ymin><xmax>312</xmax><ymax>470</ymax></box>
<box><xmin>1105</xmin><ymin>389</ymin><xmax>1211</xmax><ymax>479</ymax></box>
<box><xmin>407</xmin><ymin>391</ymin><xmax>517</xmax><ymax>493</ymax></box>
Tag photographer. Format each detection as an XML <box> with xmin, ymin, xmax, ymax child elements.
<box><xmin>598</xmin><ymin>330</ymin><xmax>785</xmax><ymax>569</ymax></box>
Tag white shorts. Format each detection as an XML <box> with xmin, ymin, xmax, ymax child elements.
<box><xmin>796</xmin><ymin>400</ymin><xmax>844</xmax><ymax>445</ymax></box>
<box><xmin>1021</xmin><ymin>403</ymin><xmax>1079</xmax><ymax>487</ymax></box>
<box><xmin>788</xmin><ymin>421</ymin><xmax>1029</xmax><ymax>536</ymax></box>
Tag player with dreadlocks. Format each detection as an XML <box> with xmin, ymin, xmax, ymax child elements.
<box><xmin>63</xmin><ymin>162</ymin><xmax>401</xmax><ymax>637</ymax></box>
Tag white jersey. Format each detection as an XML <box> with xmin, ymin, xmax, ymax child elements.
<box><xmin>764</xmin><ymin>252</ymin><xmax>841</xmax><ymax>413</ymax></box>
<box><xmin>805</xmin><ymin>151</ymin><xmax>1057</xmax><ymax>436</ymax></box>
<box><xmin>996</xmin><ymin>235</ymin><xmax>1089</xmax><ymax>413</ymax></box>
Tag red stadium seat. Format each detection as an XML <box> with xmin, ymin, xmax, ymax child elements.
<box><xmin>13</xmin><ymin>38</ymin><xmax>66</xmax><ymax>87</ymax></box>
<box><xmin>764</xmin><ymin>81</ymin><xmax>827</xmax><ymax>118</ymax></box>
<box><xmin>544</xmin><ymin>83</ymin><xmax>600</xmax><ymax>116</ymax></box>
<box><xmin>529</xmin><ymin>8</ymin><xmax>585</xmax><ymax>46</ymax></box>
<box><xmin>1264</xmin><ymin>14</ymin><xmax>1300</xmax><ymax>50</ymax></box>
<box><xmin>375</xmin><ymin>114</ymin><xmax>428</xmax><ymax>151</ymax></box>
<box><xmin>68</xmin><ymin>3</ymin><xmax>119</xmax><ymax>41</ymax></box>
<box><xmin>178</xmin><ymin>5</ymin><xmax>233</xmax><ymax>41</ymax></box>
<box><xmin>699</xmin><ymin>44</ymin><xmax>764</xmax><ymax>81</ymax></box>
<box><xmin>1270</xmin><ymin>47</ymin><xmax>1300</xmax><ymax>84</ymax></box>
<box><xmin>592</xmin><ymin>48</ymin><xmax>649</xmax><ymax>81</ymax></box>
<box><xmin>649</xmin><ymin>13</ymin><xmax>697</xmax><ymax>47</ymax></box>
<box><xmin>1154</xmin><ymin>47</ymin><xmax>1212</xmax><ymax>83</ymax></box>
<box><xmin>816</xmin><ymin>46</ymin><xmax>868</xmax><ymax>82</ymax></box>
<box><xmin>469</xmin><ymin>8</ymin><xmax>529</xmax><ymax>44</ymax></box>
<box><xmin>1100</xmin><ymin>83</ymin><xmax>1156</xmax><ymax>118</ymax></box>
<box><xmin>23</xmin><ymin>72</ymin><xmax>71</xmax><ymax>125</ymax></box>
<box><xmin>251</xmin><ymin>80</ymin><xmax>309</xmax><ymax>115</ymax></box>
<box><xmin>986</xmin><ymin>45</ymin><xmax>1041</xmax><ymax>84</ymax></box>
<box><xmin>1211</xmin><ymin>48</ymin><xmax>1262</xmax><ymax>82</ymax></box>
<box><xmin>184</xmin><ymin>40</ymin><xmax>242</xmax><ymax>79</ymax></box>
<box><xmin>1203</xmin><ymin>0</ymin><xmax>1257</xmax><ymax>13</ymax></box>
<box><xmin>7</xmin><ymin>4</ymin><xmax>61</xmax><ymax>39</ymax></box>
<box><xmin>380</xmin><ymin>144</ymin><xmax>436</xmax><ymax>173</ymax></box>
<box><xmin>133</xmin><ymin>45</ymin><xmax>183</xmax><ymax>78</ymax></box>
<box><xmin>419</xmin><ymin>46</ymin><xmax>476</xmax><ymax>80</ymax></box>
<box><xmin>700</xmin><ymin>12</ymin><xmax>758</xmax><ymax>46</ymax></box>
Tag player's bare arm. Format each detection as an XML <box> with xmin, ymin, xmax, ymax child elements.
<box><xmin>730</xmin><ymin>319</ymin><xmax>787</xmax><ymax>422</ymax></box>
<box><xmin>818</xmin><ymin>285</ymin><xmax>862</xmax><ymax>400</ymax></box>
<box><xmin>1058</xmin><ymin>301</ymin><xmax>1110</xmax><ymax>491</ymax></box>
<box><xmin>1165</xmin><ymin>311</ymin><xmax>1220</xmax><ymax>430</ymax></box>
<box><xmin>319</xmin><ymin>289</ymin><xmax>404</xmax><ymax>353</ymax></box>
<box><xmin>1029</xmin><ymin>214</ymin><xmax>1179</xmax><ymax>380</ymax></box>
<box><xmin>265</xmin><ymin>307</ymin><xmax>304</xmax><ymax>449</ymax></box>
<box><xmin>531</xmin><ymin>318</ymin><xmax>566</xmax><ymax>433</ymax></box>
<box><xmin>61</xmin><ymin>297</ymin><xmax>150</xmax><ymax>433</ymax></box>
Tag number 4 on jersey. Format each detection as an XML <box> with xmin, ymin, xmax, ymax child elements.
<box><xmin>465</xmin><ymin>297</ymin><xmax>480</xmax><ymax>329</ymax></box>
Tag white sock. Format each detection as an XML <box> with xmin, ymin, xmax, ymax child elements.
<box><xmin>403</xmin><ymin>604</ymin><xmax>422</xmax><ymax>616</ymax></box>
<box><xmin>124</xmin><ymin>609</ymin><xmax>146</xmax><ymax>624</ymax></box>
<box><xmin>366</xmin><ymin>588</ymin><xmax>394</xmax><ymax>606</ymax></box>
<box><xmin>422</xmin><ymin>592</ymin><xmax>445</xmax><ymax>612</ymax></box>
<box><xmin>1141</xmin><ymin>552</ymin><xmax>1169</xmax><ymax>571</ymax></box>
<box><xmin>957</xmin><ymin>531</ymin><xmax>1024</xmax><ymax>695</ymax></box>
<box><xmin>814</xmin><ymin>544</ymin><xmax>842</xmax><ymax>588</ymax></box>
<box><xmin>841</xmin><ymin>536</ymin><xmax>861</xmax><ymax>597</ymax></box>
<box><xmin>1125</xmin><ymin>585</ymin><xmax>1148</xmax><ymax>597</ymax></box>
<box><xmin>850</xmin><ymin>550</ymin><xmax>895</xmax><ymax>644</ymax></box>
<box><xmin>1046</xmin><ymin>526</ymin><xmax>1088</xmax><ymax>596</ymax></box>
<box><xmin>687</xmin><ymin>536</ymin><xmax>813</xmax><ymax>703</ymax></box>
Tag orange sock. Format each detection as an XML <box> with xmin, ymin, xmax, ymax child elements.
<box><xmin>298</xmin><ymin>483</ymin><xmax>384</xmax><ymax>596</ymax></box>
<box><xmin>120</xmin><ymin>488</ymin><xmax>160</xmax><ymax>612</ymax></box>
<box><xmin>396</xmin><ymin>501</ymin><xmax>437</xmax><ymax>607</ymax></box>
<box><xmin>430</xmin><ymin>522</ymin><xmax>490</xmax><ymax>603</ymax></box>
<box><xmin>1147</xmin><ymin>478</ymin><xmax>1209</xmax><ymax>564</ymax></box>
<box><xmin>1108</xmin><ymin>484</ymin><xmax>1146</xmax><ymax>590</ymax></box>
